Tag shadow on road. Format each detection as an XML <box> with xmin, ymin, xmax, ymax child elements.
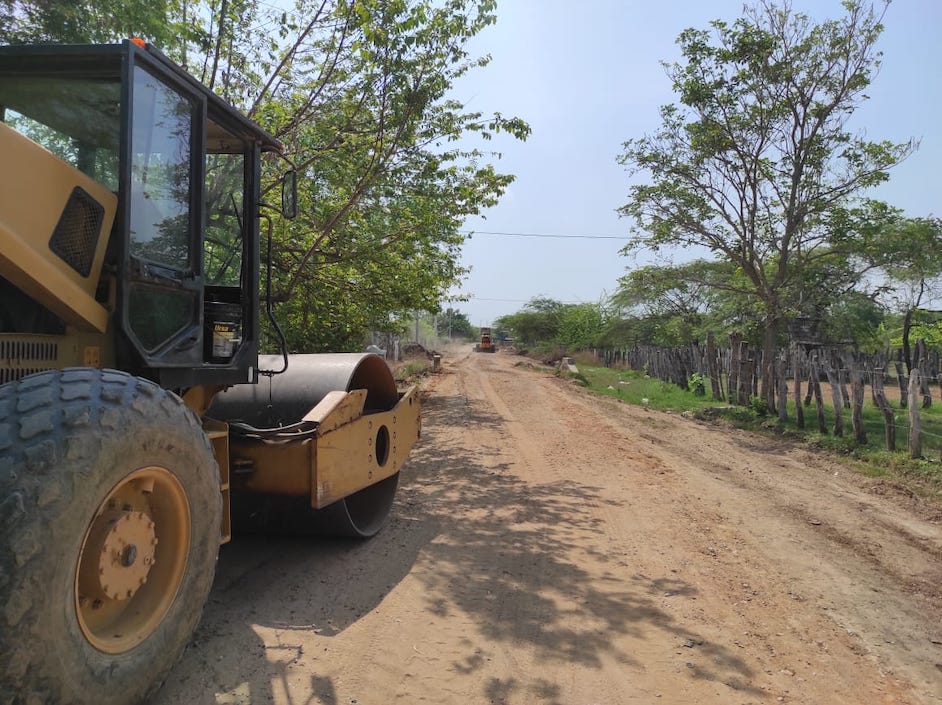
<box><xmin>152</xmin><ymin>378</ymin><xmax>760</xmax><ymax>704</ymax></box>
<box><xmin>151</xmin><ymin>509</ymin><xmax>439</xmax><ymax>704</ymax></box>
<box><xmin>400</xmin><ymin>390</ymin><xmax>762</xmax><ymax>700</ymax></box>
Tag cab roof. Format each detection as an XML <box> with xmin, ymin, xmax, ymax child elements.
<box><xmin>0</xmin><ymin>39</ymin><xmax>284</xmax><ymax>154</ymax></box>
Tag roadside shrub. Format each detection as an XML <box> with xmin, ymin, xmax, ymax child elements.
<box><xmin>688</xmin><ymin>372</ymin><xmax>707</xmax><ymax>396</ymax></box>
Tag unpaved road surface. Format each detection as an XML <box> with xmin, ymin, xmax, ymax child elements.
<box><xmin>153</xmin><ymin>347</ymin><xmax>942</xmax><ymax>705</ymax></box>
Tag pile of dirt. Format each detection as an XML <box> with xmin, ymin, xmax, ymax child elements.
<box><xmin>402</xmin><ymin>342</ymin><xmax>439</xmax><ymax>359</ymax></box>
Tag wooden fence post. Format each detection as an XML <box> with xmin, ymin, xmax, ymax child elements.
<box><xmin>839</xmin><ymin>365</ymin><xmax>850</xmax><ymax>409</ymax></box>
<box><xmin>811</xmin><ymin>360</ymin><xmax>827</xmax><ymax>434</ymax></box>
<box><xmin>826</xmin><ymin>365</ymin><xmax>844</xmax><ymax>437</ymax></box>
<box><xmin>728</xmin><ymin>333</ymin><xmax>742</xmax><ymax>404</ymax></box>
<box><xmin>873</xmin><ymin>368</ymin><xmax>896</xmax><ymax>451</ymax></box>
<box><xmin>895</xmin><ymin>360</ymin><xmax>909</xmax><ymax>409</ymax></box>
<box><xmin>909</xmin><ymin>369</ymin><xmax>921</xmax><ymax>458</ymax></box>
<box><xmin>793</xmin><ymin>344</ymin><xmax>805</xmax><ymax>430</ymax></box>
<box><xmin>918</xmin><ymin>340</ymin><xmax>933</xmax><ymax>408</ymax></box>
<box><xmin>777</xmin><ymin>352</ymin><xmax>788</xmax><ymax>422</ymax></box>
<box><xmin>707</xmin><ymin>333</ymin><xmax>723</xmax><ymax>401</ymax></box>
<box><xmin>804</xmin><ymin>360</ymin><xmax>815</xmax><ymax>407</ymax></box>
<box><xmin>851</xmin><ymin>367</ymin><xmax>866</xmax><ymax>445</ymax></box>
<box><xmin>740</xmin><ymin>354</ymin><xmax>754</xmax><ymax>406</ymax></box>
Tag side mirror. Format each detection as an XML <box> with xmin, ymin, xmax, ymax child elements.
<box><xmin>281</xmin><ymin>169</ymin><xmax>298</xmax><ymax>220</ymax></box>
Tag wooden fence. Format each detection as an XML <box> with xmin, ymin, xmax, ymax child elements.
<box><xmin>589</xmin><ymin>335</ymin><xmax>942</xmax><ymax>459</ymax></box>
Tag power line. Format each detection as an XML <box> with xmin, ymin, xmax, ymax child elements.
<box><xmin>460</xmin><ymin>229</ymin><xmax>628</xmax><ymax>240</ymax></box>
<box><xmin>456</xmin><ymin>295</ymin><xmax>591</xmax><ymax>304</ymax></box>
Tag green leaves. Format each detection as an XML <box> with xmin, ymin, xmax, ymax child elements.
<box><xmin>618</xmin><ymin>0</ymin><xmax>912</xmax><ymax>325</ymax></box>
<box><xmin>618</xmin><ymin>1</ymin><xmax>915</xmax><ymax>404</ymax></box>
<box><xmin>5</xmin><ymin>0</ymin><xmax>527</xmax><ymax>352</ymax></box>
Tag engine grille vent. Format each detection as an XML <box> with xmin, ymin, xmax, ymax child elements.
<box><xmin>0</xmin><ymin>340</ymin><xmax>58</xmax><ymax>361</ymax></box>
<box><xmin>49</xmin><ymin>187</ymin><xmax>104</xmax><ymax>277</ymax></box>
<box><xmin>0</xmin><ymin>340</ymin><xmax>59</xmax><ymax>384</ymax></box>
<box><xmin>0</xmin><ymin>367</ymin><xmax>52</xmax><ymax>385</ymax></box>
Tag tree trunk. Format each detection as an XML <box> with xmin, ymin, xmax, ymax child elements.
<box><xmin>902</xmin><ymin>308</ymin><xmax>913</xmax><ymax>371</ymax></box>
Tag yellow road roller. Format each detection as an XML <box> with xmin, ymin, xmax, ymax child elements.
<box><xmin>0</xmin><ymin>39</ymin><xmax>420</xmax><ymax>704</ymax></box>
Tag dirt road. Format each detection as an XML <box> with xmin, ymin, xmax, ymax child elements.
<box><xmin>153</xmin><ymin>347</ymin><xmax>942</xmax><ymax>705</ymax></box>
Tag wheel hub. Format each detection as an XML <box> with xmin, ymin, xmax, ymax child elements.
<box><xmin>76</xmin><ymin>466</ymin><xmax>190</xmax><ymax>654</ymax></box>
<box><xmin>95</xmin><ymin>510</ymin><xmax>157</xmax><ymax>601</ymax></box>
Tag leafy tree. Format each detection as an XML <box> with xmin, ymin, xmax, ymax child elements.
<box><xmin>436</xmin><ymin>307</ymin><xmax>475</xmax><ymax>339</ymax></box>
<box><xmin>819</xmin><ymin>290</ymin><xmax>886</xmax><ymax>350</ymax></box>
<box><xmin>557</xmin><ymin>303</ymin><xmax>604</xmax><ymax>349</ymax></box>
<box><xmin>618</xmin><ymin>0</ymin><xmax>914</xmax><ymax>407</ymax></box>
<box><xmin>874</xmin><ymin>217</ymin><xmax>942</xmax><ymax>368</ymax></box>
<box><xmin>495</xmin><ymin>299</ymin><xmax>606</xmax><ymax>350</ymax></box>
<box><xmin>0</xmin><ymin>0</ymin><xmax>186</xmax><ymax>46</ymax></box>
<box><xmin>612</xmin><ymin>260</ymin><xmax>742</xmax><ymax>343</ymax></box>
<box><xmin>3</xmin><ymin>0</ymin><xmax>528</xmax><ymax>352</ymax></box>
<box><xmin>495</xmin><ymin>297</ymin><xmax>565</xmax><ymax>347</ymax></box>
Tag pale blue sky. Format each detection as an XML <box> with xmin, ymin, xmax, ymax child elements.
<box><xmin>451</xmin><ymin>0</ymin><xmax>942</xmax><ymax>327</ymax></box>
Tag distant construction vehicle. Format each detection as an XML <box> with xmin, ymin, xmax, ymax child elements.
<box><xmin>475</xmin><ymin>326</ymin><xmax>497</xmax><ymax>353</ymax></box>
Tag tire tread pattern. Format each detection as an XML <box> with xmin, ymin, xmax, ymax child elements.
<box><xmin>0</xmin><ymin>369</ymin><xmax>220</xmax><ymax>705</ymax></box>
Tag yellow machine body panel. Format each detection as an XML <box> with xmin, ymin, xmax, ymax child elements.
<box><xmin>229</xmin><ymin>385</ymin><xmax>421</xmax><ymax>509</ymax></box>
<box><xmin>0</xmin><ymin>332</ymin><xmax>113</xmax><ymax>385</ymax></box>
<box><xmin>312</xmin><ymin>386</ymin><xmax>420</xmax><ymax>507</ymax></box>
<box><xmin>0</xmin><ymin>121</ymin><xmax>116</xmax><ymax>333</ymax></box>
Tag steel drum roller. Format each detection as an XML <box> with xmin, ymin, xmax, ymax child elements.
<box><xmin>209</xmin><ymin>353</ymin><xmax>399</xmax><ymax>427</ymax></box>
<box><xmin>208</xmin><ymin>353</ymin><xmax>403</xmax><ymax>537</ymax></box>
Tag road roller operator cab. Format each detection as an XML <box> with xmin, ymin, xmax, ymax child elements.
<box><xmin>0</xmin><ymin>39</ymin><xmax>294</xmax><ymax>388</ymax></box>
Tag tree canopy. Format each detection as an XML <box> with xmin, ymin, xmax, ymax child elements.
<box><xmin>494</xmin><ymin>298</ymin><xmax>607</xmax><ymax>350</ymax></box>
<box><xmin>2</xmin><ymin>0</ymin><xmax>529</xmax><ymax>351</ymax></box>
<box><xmin>618</xmin><ymin>0</ymin><xmax>914</xmax><ymax>405</ymax></box>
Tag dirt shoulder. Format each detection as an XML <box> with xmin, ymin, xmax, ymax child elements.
<box><xmin>152</xmin><ymin>346</ymin><xmax>942</xmax><ymax>705</ymax></box>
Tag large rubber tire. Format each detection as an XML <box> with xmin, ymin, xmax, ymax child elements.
<box><xmin>0</xmin><ymin>369</ymin><xmax>222</xmax><ymax>705</ymax></box>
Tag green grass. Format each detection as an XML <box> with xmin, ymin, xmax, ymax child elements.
<box><xmin>394</xmin><ymin>360</ymin><xmax>431</xmax><ymax>384</ymax></box>
<box><xmin>577</xmin><ymin>366</ymin><xmax>722</xmax><ymax>413</ymax></box>
<box><xmin>573</xmin><ymin>364</ymin><xmax>942</xmax><ymax>497</ymax></box>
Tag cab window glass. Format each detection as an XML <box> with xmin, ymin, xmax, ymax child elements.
<box><xmin>129</xmin><ymin>66</ymin><xmax>193</xmax><ymax>270</ymax></box>
<box><xmin>205</xmin><ymin>152</ymin><xmax>245</xmax><ymax>286</ymax></box>
<box><xmin>128</xmin><ymin>284</ymin><xmax>194</xmax><ymax>351</ymax></box>
<box><xmin>0</xmin><ymin>76</ymin><xmax>120</xmax><ymax>189</ymax></box>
